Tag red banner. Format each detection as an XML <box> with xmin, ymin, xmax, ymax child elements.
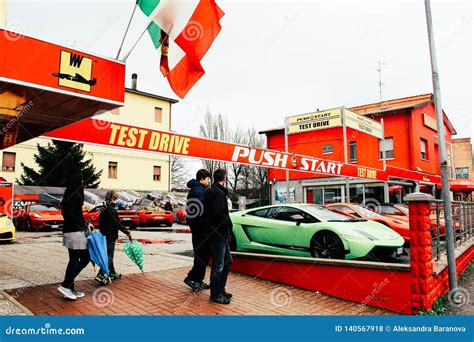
<box><xmin>44</xmin><ymin>118</ymin><xmax>441</xmax><ymax>185</ymax></box>
<box><xmin>0</xmin><ymin>182</ymin><xmax>14</xmax><ymax>217</ymax></box>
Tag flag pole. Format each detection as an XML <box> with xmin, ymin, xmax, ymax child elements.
<box><xmin>122</xmin><ymin>26</ymin><xmax>148</xmax><ymax>61</ymax></box>
<box><xmin>116</xmin><ymin>2</ymin><xmax>138</xmax><ymax>60</ymax></box>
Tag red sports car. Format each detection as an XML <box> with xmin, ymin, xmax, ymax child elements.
<box><xmin>324</xmin><ymin>203</ymin><xmax>410</xmax><ymax>244</ymax></box>
<box><xmin>16</xmin><ymin>202</ymin><xmax>64</xmax><ymax>231</ymax></box>
<box><xmin>138</xmin><ymin>209</ymin><xmax>174</xmax><ymax>227</ymax></box>
<box><xmin>83</xmin><ymin>205</ymin><xmax>140</xmax><ymax>230</ymax></box>
<box><xmin>176</xmin><ymin>208</ymin><xmax>187</xmax><ymax>225</ymax></box>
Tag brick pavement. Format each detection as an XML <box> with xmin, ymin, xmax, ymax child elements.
<box><xmin>7</xmin><ymin>267</ymin><xmax>392</xmax><ymax>316</ymax></box>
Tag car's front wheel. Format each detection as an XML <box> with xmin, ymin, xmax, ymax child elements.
<box><xmin>310</xmin><ymin>231</ymin><xmax>345</xmax><ymax>259</ymax></box>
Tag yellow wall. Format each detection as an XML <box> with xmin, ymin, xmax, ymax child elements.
<box><xmin>0</xmin><ymin>0</ymin><xmax>6</xmax><ymax>27</ymax></box>
<box><xmin>0</xmin><ymin>90</ymin><xmax>174</xmax><ymax>192</ymax></box>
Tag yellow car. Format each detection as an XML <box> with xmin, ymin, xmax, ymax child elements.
<box><xmin>0</xmin><ymin>214</ymin><xmax>15</xmax><ymax>243</ymax></box>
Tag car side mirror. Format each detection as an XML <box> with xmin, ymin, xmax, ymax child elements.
<box><xmin>291</xmin><ymin>214</ymin><xmax>305</xmax><ymax>226</ymax></box>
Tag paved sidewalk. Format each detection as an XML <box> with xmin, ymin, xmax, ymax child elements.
<box><xmin>7</xmin><ymin>267</ymin><xmax>392</xmax><ymax>316</ymax></box>
<box><xmin>447</xmin><ymin>263</ymin><xmax>473</xmax><ymax>315</ymax></box>
<box><xmin>0</xmin><ymin>231</ymin><xmax>193</xmax><ymax>291</ymax></box>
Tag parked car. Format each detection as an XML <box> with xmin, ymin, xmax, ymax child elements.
<box><xmin>83</xmin><ymin>205</ymin><xmax>139</xmax><ymax>230</ymax></box>
<box><xmin>16</xmin><ymin>203</ymin><xmax>64</xmax><ymax>231</ymax></box>
<box><xmin>124</xmin><ymin>190</ymin><xmax>143</xmax><ymax>205</ymax></box>
<box><xmin>377</xmin><ymin>203</ymin><xmax>447</xmax><ymax>237</ymax></box>
<box><xmin>147</xmin><ymin>191</ymin><xmax>164</xmax><ymax>202</ymax></box>
<box><xmin>138</xmin><ymin>209</ymin><xmax>173</xmax><ymax>227</ymax></box>
<box><xmin>0</xmin><ymin>214</ymin><xmax>15</xmax><ymax>243</ymax></box>
<box><xmin>176</xmin><ymin>208</ymin><xmax>187</xmax><ymax>225</ymax></box>
<box><xmin>230</xmin><ymin>204</ymin><xmax>404</xmax><ymax>260</ymax></box>
<box><xmin>324</xmin><ymin>203</ymin><xmax>410</xmax><ymax>244</ymax></box>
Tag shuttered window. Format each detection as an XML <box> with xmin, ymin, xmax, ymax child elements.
<box><xmin>108</xmin><ymin>162</ymin><xmax>118</xmax><ymax>179</ymax></box>
<box><xmin>2</xmin><ymin>152</ymin><xmax>16</xmax><ymax>172</ymax></box>
<box><xmin>153</xmin><ymin>166</ymin><xmax>161</xmax><ymax>181</ymax></box>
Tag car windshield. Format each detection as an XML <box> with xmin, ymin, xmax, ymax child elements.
<box><xmin>394</xmin><ymin>204</ymin><xmax>409</xmax><ymax>215</ymax></box>
<box><xmin>30</xmin><ymin>204</ymin><xmax>57</xmax><ymax>212</ymax></box>
<box><xmin>302</xmin><ymin>205</ymin><xmax>353</xmax><ymax>221</ymax></box>
<box><xmin>353</xmin><ymin>204</ymin><xmax>381</xmax><ymax>218</ymax></box>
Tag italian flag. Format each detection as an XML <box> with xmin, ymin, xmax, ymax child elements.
<box><xmin>138</xmin><ymin>0</ymin><xmax>224</xmax><ymax>98</ymax></box>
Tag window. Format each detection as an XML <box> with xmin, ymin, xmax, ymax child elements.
<box><xmin>247</xmin><ymin>208</ymin><xmax>269</xmax><ymax>218</ymax></box>
<box><xmin>455</xmin><ymin>167</ymin><xmax>469</xmax><ymax>180</ymax></box>
<box><xmin>154</xmin><ymin>107</ymin><xmax>163</xmax><ymax>122</ymax></box>
<box><xmin>153</xmin><ymin>166</ymin><xmax>161</xmax><ymax>181</ymax></box>
<box><xmin>379</xmin><ymin>137</ymin><xmax>394</xmax><ymax>159</ymax></box>
<box><xmin>349</xmin><ymin>142</ymin><xmax>357</xmax><ymax>162</ymax></box>
<box><xmin>266</xmin><ymin>207</ymin><xmax>317</xmax><ymax>223</ymax></box>
<box><xmin>108</xmin><ymin>162</ymin><xmax>118</xmax><ymax>179</ymax></box>
<box><xmin>110</xmin><ymin>107</ymin><xmax>120</xmax><ymax>115</ymax></box>
<box><xmin>322</xmin><ymin>144</ymin><xmax>333</xmax><ymax>154</ymax></box>
<box><xmin>2</xmin><ymin>152</ymin><xmax>16</xmax><ymax>172</ymax></box>
<box><xmin>420</xmin><ymin>138</ymin><xmax>428</xmax><ymax>160</ymax></box>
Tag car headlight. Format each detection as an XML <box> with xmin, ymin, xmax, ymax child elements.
<box><xmin>5</xmin><ymin>219</ymin><xmax>13</xmax><ymax>227</ymax></box>
<box><xmin>354</xmin><ymin>229</ymin><xmax>378</xmax><ymax>241</ymax></box>
<box><xmin>33</xmin><ymin>213</ymin><xmax>42</xmax><ymax>219</ymax></box>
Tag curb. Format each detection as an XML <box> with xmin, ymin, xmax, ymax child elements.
<box><xmin>0</xmin><ymin>290</ymin><xmax>34</xmax><ymax>316</ymax></box>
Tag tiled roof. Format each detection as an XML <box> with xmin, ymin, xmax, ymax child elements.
<box><xmin>349</xmin><ymin>93</ymin><xmax>433</xmax><ymax>115</ymax></box>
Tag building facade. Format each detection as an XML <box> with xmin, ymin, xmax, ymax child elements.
<box><xmin>452</xmin><ymin>138</ymin><xmax>473</xmax><ymax>180</ymax></box>
<box><xmin>0</xmin><ymin>87</ymin><xmax>178</xmax><ymax>192</ymax></box>
<box><xmin>261</xmin><ymin>94</ymin><xmax>458</xmax><ymax>205</ymax></box>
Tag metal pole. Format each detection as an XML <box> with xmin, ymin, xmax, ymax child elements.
<box><xmin>284</xmin><ymin>117</ymin><xmax>290</xmax><ymax>203</ymax></box>
<box><xmin>424</xmin><ymin>0</ymin><xmax>457</xmax><ymax>290</ymax></box>
<box><xmin>116</xmin><ymin>3</ymin><xmax>138</xmax><ymax>59</ymax></box>
<box><xmin>341</xmin><ymin>107</ymin><xmax>350</xmax><ymax>202</ymax></box>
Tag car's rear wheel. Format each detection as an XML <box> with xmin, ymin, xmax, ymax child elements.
<box><xmin>310</xmin><ymin>231</ymin><xmax>345</xmax><ymax>259</ymax></box>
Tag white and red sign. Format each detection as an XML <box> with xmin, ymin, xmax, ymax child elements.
<box><xmin>44</xmin><ymin>118</ymin><xmax>441</xmax><ymax>185</ymax></box>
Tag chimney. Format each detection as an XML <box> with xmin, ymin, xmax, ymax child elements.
<box><xmin>131</xmin><ymin>73</ymin><xmax>138</xmax><ymax>90</ymax></box>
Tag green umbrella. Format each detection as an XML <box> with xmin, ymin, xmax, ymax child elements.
<box><xmin>123</xmin><ymin>240</ymin><xmax>144</xmax><ymax>272</ymax></box>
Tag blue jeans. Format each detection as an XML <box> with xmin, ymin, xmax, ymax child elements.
<box><xmin>210</xmin><ymin>239</ymin><xmax>232</xmax><ymax>298</ymax></box>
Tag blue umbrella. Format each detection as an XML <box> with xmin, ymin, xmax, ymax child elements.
<box><xmin>87</xmin><ymin>231</ymin><xmax>109</xmax><ymax>276</ymax></box>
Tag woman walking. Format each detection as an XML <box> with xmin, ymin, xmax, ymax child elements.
<box><xmin>58</xmin><ymin>173</ymin><xmax>93</xmax><ymax>300</ymax></box>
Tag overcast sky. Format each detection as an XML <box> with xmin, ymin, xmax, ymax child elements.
<box><xmin>5</xmin><ymin>0</ymin><xmax>473</xmax><ymax>145</ymax></box>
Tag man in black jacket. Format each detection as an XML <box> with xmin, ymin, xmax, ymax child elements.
<box><xmin>184</xmin><ymin>169</ymin><xmax>212</xmax><ymax>291</ymax></box>
<box><xmin>205</xmin><ymin>169</ymin><xmax>233</xmax><ymax>304</ymax></box>
<box><xmin>95</xmin><ymin>190</ymin><xmax>132</xmax><ymax>285</ymax></box>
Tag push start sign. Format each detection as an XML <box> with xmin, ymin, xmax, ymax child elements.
<box><xmin>45</xmin><ymin>118</ymin><xmax>441</xmax><ymax>184</ymax></box>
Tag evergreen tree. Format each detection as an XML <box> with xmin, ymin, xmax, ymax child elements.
<box><xmin>18</xmin><ymin>140</ymin><xmax>102</xmax><ymax>188</ymax></box>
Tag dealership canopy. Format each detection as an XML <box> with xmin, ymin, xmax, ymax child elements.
<box><xmin>0</xmin><ymin>29</ymin><xmax>125</xmax><ymax>149</ymax></box>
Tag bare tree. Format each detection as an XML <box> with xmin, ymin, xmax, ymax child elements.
<box><xmin>228</xmin><ymin>125</ymin><xmax>246</xmax><ymax>192</ymax></box>
<box><xmin>171</xmin><ymin>155</ymin><xmax>190</xmax><ymax>190</ymax></box>
<box><xmin>199</xmin><ymin>108</ymin><xmax>229</xmax><ymax>175</ymax></box>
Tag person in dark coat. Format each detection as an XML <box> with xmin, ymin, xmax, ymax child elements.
<box><xmin>163</xmin><ymin>198</ymin><xmax>173</xmax><ymax>212</ymax></box>
<box><xmin>205</xmin><ymin>169</ymin><xmax>233</xmax><ymax>304</ymax></box>
<box><xmin>183</xmin><ymin>169</ymin><xmax>212</xmax><ymax>291</ymax></box>
<box><xmin>58</xmin><ymin>173</ymin><xmax>93</xmax><ymax>300</ymax></box>
<box><xmin>95</xmin><ymin>190</ymin><xmax>132</xmax><ymax>285</ymax></box>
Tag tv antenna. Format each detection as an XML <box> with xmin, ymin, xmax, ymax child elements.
<box><xmin>369</xmin><ymin>60</ymin><xmax>387</xmax><ymax>102</ymax></box>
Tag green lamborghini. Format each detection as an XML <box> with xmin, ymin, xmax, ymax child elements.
<box><xmin>229</xmin><ymin>204</ymin><xmax>404</xmax><ymax>260</ymax></box>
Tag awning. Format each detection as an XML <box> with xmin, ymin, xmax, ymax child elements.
<box><xmin>450</xmin><ymin>179</ymin><xmax>474</xmax><ymax>192</ymax></box>
<box><xmin>0</xmin><ymin>29</ymin><xmax>125</xmax><ymax>149</ymax></box>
